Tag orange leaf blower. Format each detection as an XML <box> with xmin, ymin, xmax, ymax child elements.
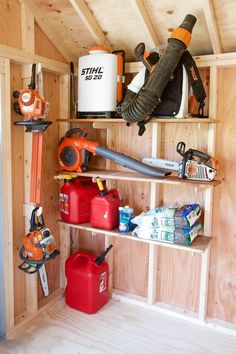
<box><xmin>58</xmin><ymin>128</ymin><xmax>170</xmax><ymax>177</ymax></box>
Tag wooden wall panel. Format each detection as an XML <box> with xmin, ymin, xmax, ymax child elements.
<box><xmin>0</xmin><ymin>0</ymin><xmax>22</xmax><ymax>49</ymax></box>
<box><xmin>35</xmin><ymin>23</ymin><xmax>67</xmax><ymax>63</ymax></box>
<box><xmin>113</xmin><ymin>238</ymin><xmax>149</xmax><ymax>297</ymax></box>
<box><xmin>10</xmin><ymin>63</ymin><xmax>26</xmax><ymax>317</ymax></box>
<box><xmin>208</xmin><ymin>67</ymin><xmax>236</xmax><ymax>324</ymax></box>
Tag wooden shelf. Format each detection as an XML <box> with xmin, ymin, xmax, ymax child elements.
<box><xmin>57</xmin><ymin>118</ymin><xmax>217</xmax><ymax>124</ymax></box>
<box><xmin>58</xmin><ymin>220</ymin><xmax>212</xmax><ymax>254</ymax></box>
<box><xmin>58</xmin><ymin>169</ymin><xmax>221</xmax><ymax>188</ymax></box>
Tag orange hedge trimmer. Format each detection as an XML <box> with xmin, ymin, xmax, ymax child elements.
<box><xmin>13</xmin><ymin>63</ymin><xmax>52</xmax><ymax>204</ymax></box>
<box><xmin>13</xmin><ymin>63</ymin><xmax>59</xmax><ymax>297</ymax></box>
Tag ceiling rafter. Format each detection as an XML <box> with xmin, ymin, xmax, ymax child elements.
<box><xmin>129</xmin><ymin>0</ymin><xmax>161</xmax><ymax>49</ymax></box>
<box><xmin>20</xmin><ymin>0</ymin><xmax>77</xmax><ymax>63</ymax></box>
<box><xmin>69</xmin><ymin>0</ymin><xmax>112</xmax><ymax>51</ymax></box>
<box><xmin>203</xmin><ymin>0</ymin><xmax>222</xmax><ymax>54</ymax></box>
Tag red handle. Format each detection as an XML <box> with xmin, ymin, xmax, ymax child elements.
<box><xmin>108</xmin><ymin>189</ymin><xmax>120</xmax><ymax>199</ymax></box>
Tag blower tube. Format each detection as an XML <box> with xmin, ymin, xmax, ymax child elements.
<box><xmin>121</xmin><ymin>14</ymin><xmax>197</xmax><ymax>123</ymax></box>
<box><xmin>95</xmin><ymin>146</ymin><xmax>170</xmax><ymax>177</ymax></box>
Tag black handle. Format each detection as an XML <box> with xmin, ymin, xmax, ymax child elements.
<box><xmin>65</xmin><ymin>128</ymin><xmax>87</xmax><ymax>138</ymax></box>
<box><xmin>28</xmin><ymin>63</ymin><xmax>36</xmax><ymax>90</ymax></box>
<box><xmin>29</xmin><ymin>207</ymin><xmax>45</xmax><ymax>232</ymax></box>
<box><xmin>187</xmin><ymin>148</ymin><xmax>211</xmax><ymax>162</ymax></box>
<box><xmin>177</xmin><ymin>141</ymin><xmax>186</xmax><ymax>156</ymax></box>
<box><xmin>134</xmin><ymin>43</ymin><xmax>151</xmax><ymax>72</ymax></box>
<box><xmin>95</xmin><ymin>245</ymin><xmax>113</xmax><ymax>265</ymax></box>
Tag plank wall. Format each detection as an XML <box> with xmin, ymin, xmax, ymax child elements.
<box><xmin>0</xmin><ymin>0</ymin><xmax>64</xmax><ymax>317</ymax></box>
<box><xmin>0</xmin><ymin>0</ymin><xmax>236</xmax><ymax>327</ymax></box>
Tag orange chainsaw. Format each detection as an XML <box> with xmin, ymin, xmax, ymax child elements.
<box><xmin>13</xmin><ymin>63</ymin><xmax>52</xmax><ymax>204</ymax></box>
<box><xmin>18</xmin><ymin>207</ymin><xmax>60</xmax><ymax>295</ymax></box>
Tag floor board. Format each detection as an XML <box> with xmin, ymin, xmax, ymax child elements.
<box><xmin>0</xmin><ymin>298</ymin><xmax>236</xmax><ymax>354</ymax></box>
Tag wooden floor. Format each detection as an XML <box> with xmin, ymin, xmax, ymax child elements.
<box><xmin>1</xmin><ymin>298</ymin><xmax>236</xmax><ymax>354</ymax></box>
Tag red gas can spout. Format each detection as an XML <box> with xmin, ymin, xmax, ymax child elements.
<box><xmin>95</xmin><ymin>244</ymin><xmax>113</xmax><ymax>265</ymax></box>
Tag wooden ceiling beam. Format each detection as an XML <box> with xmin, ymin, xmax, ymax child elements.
<box><xmin>69</xmin><ymin>0</ymin><xmax>112</xmax><ymax>51</ymax></box>
<box><xmin>203</xmin><ymin>0</ymin><xmax>222</xmax><ymax>54</ymax></box>
<box><xmin>20</xmin><ymin>0</ymin><xmax>77</xmax><ymax>63</ymax></box>
<box><xmin>129</xmin><ymin>0</ymin><xmax>161</xmax><ymax>48</ymax></box>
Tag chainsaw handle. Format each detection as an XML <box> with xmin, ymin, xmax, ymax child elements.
<box><xmin>177</xmin><ymin>141</ymin><xmax>211</xmax><ymax>163</ymax></box>
<box><xmin>176</xmin><ymin>141</ymin><xmax>186</xmax><ymax>156</ymax></box>
<box><xmin>65</xmin><ymin>128</ymin><xmax>87</xmax><ymax>138</ymax></box>
<box><xmin>187</xmin><ymin>148</ymin><xmax>212</xmax><ymax>162</ymax></box>
<box><xmin>30</xmin><ymin>207</ymin><xmax>45</xmax><ymax>232</ymax></box>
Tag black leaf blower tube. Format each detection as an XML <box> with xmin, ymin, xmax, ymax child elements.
<box><xmin>121</xmin><ymin>14</ymin><xmax>197</xmax><ymax>123</ymax></box>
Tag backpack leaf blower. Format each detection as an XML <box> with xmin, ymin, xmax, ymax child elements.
<box><xmin>121</xmin><ymin>14</ymin><xmax>197</xmax><ymax>132</ymax></box>
<box><xmin>58</xmin><ymin>128</ymin><xmax>170</xmax><ymax>178</ymax></box>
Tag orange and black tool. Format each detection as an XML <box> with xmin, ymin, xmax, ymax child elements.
<box><xmin>58</xmin><ymin>128</ymin><xmax>169</xmax><ymax>177</ymax></box>
<box><xmin>18</xmin><ymin>207</ymin><xmax>60</xmax><ymax>274</ymax></box>
<box><xmin>13</xmin><ymin>63</ymin><xmax>52</xmax><ymax>204</ymax></box>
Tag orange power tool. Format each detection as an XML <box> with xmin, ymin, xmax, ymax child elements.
<box><xmin>13</xmin><ymin>63</ymin><xmax>52</xmax><ymax>204</ymax></box>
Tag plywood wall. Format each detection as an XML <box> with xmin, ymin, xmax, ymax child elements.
<box><xmin>208</xmin><ymin>67</ymin><xmax>236</xmax><ymax>323</ymax></box>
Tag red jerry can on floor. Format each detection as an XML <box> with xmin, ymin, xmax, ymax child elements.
<box><xmin>65</xmin><ymin>245</ymin><xmax>113</xmax><ymax>314</ymax></box>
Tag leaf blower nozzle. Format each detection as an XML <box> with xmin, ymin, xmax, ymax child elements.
<box><xmin>179</xmin><ymin>14</ymin><xmax>197</xmax><ymax>33</ymax></box>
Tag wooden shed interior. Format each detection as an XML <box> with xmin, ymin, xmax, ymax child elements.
<box><xmin>0</xmin><ymin>0</ymin><xmax>236</xmax><ymax>351</ymax></box>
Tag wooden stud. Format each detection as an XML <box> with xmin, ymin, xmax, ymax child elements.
<box><xmin>125</xmin><ymin>52</ymin><xmax>236</xmax><ymax>73</ymax></box>
<box><xmin>147</xmin><ymin>123</ymin><xmax>161</xmax><ymax>305</ymax></box>
<box><xmin>59</xmin><ymin>74</ymin><xmax>71</xmax><ymax>138</ymax></box>
<box><xmin>0</xmin><ymin>43</ymin><xmax>69</xmax><ymax>74</ymax></box>
<box><xmin>203</xmin><ymin>186</ymin><xmax>214</xmax><ymax>237</ymax></box>
<box><xmin>203</xmin><ymin>0</ymin><xmax>222</xmax><ymax>54</ymax></box>
<box><xmin>69</xmin><ymin>0</ymin><xmax>112</xmax><ymax>51</ymax></box>
<box><xmin>0</xmin><ymin>58</ymin><xmax>14</xmax><ymax>334</ymax></box>
<box><xmin>59</xmin><ymin>224</ymin><xmax>71</xmax><ymax>289</ymax></box>
<box><xmin>199</xmin><ymin>246</ymin><xmax>211</xmax><ymax>321</ymax></box>
<box><xmin>105</xmin><ymin>235</ymin><xmax>114</xmax><ymax>296</ymax></box>
<box><xmin>59</xmin><ymin>74</ymin><xmax>71</xmax><ymax>289</ymax></box>
<box><xmin>208</xmin><ymin>66</ymin><xmax>218</xmax><ymax>155</ymax></box>
<box><xmin>129</xmin><ymin>0</ymin><xmax>161</xmax><ymax>48</ymax></box>
<box><xmin>21</xmin><ymin>2</ymin><xmax>38</xmax><ymax>313</ymax></box>
<box><xmin>147</xmin><ymin>243</ymin><xmax>158</xmax><ymax>305</ymax></box>
<box><xmin>20</xmin><ymin>0</ymin><xmax>77</xmax><ymax>63</ymax></box>
<box><xmin>21</xmin><ymin>2</ymin><xmax>35</xmax><ymax>53</ymax></box>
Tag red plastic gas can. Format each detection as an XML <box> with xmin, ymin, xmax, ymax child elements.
<box><xmin>60</xmin><ymin>177</ymin><xmax>99</xmax><ymax>224</ymax></box>
<box><xmin>90</xmin><ymin>190</ymin><xmax>121</xmax><ymax>230</ymax></box>
<box><xmin>65</xmin><ymin>252</ymin><xmax>109</xmax><ymax>314</ymax></box>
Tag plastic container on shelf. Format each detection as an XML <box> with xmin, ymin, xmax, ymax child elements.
<box><xmin>90</xmin><ymin>178</ymin><xmax>121</xmax><ymax>230</ymax></box>
<box><xmin>59</xmin><ymin>176</ymin><xmax>99</xmax><ymax>224</ymax></box>
<box><xmin>119</xmin><ymin>206</ymin><xmax>134</xmax><ymax>233</ymax></box>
